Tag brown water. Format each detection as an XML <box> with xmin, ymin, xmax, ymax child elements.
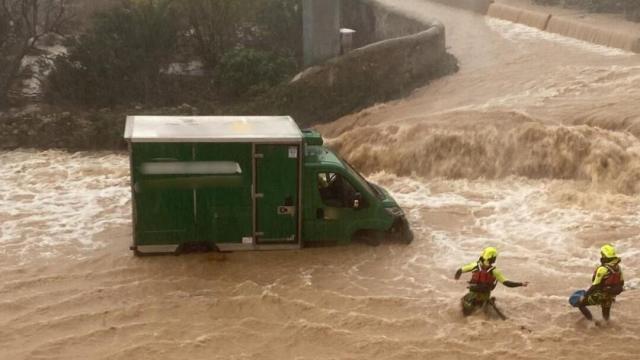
<box><xmin>1</xmin><ymin>1</ymin><xmax>639</xmax><ymax>359</ymax></box>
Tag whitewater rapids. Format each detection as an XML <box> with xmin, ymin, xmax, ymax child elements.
<box><xmin>1</xmin><ymin>1</ymin><xmax>639</xmax><ymax>359</ymax></box>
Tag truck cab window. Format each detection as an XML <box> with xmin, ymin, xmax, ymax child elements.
<box><xmin>317</xmin><ymin>172</ymin><xmax>359</xmax><ymax>208</ymax></box>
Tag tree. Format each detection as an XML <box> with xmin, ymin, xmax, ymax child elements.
<box><xmin>254</xmin><ymin>0</ymin><xmax>302</xmax><ymax>64</ymax></box>
<box><xmin>216</xmin><ymin>47</ymin><xmax>296</xmax><ymax>97</ymax></box>
<box><xmin>180</xmin><ymin>0</ymin><xmax>255</xmax><ymax>69</ymax></box>
<box><xmin>179</xmin><ymin>0</ymin><xmax>302</xmax><ymax>69</ymax></box>
<box><xmin>0</xmin><ymin>0</ymin><xmax>71</xmax><ymax>108</ymax></box>
<box><xmin>49</xmin><ymin>0</ymin><xmax>179</xmax><ymax>106</ymax></box>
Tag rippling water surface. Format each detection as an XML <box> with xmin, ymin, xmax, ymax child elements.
<box><xmin>1</xmin><ymin>1</ymin><xmax>639</xmax><ymax>359</ymax></box>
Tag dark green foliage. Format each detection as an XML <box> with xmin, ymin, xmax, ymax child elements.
<box><xmin>216</xmin><ymin>48</ymin><xmax>296</xmax><ymax>97</ymax></box>
<box><xmin>48</xmin><ymin>0</ymin><xmax>179</xmax><ymax>107</ymax></box>
<box><xmin>254</xmin><ymin>0</ymin><xmax>303</xmax><ymax>64</ymax></box>
<box><xmin>48</xmin><ymin>0</ymin><xmax>303</xmax><ymax>107</ymax></box>
<box><xmin>179</xmin><ymin>0</ymin><xmax>302</xmax><ymax>69</ymax></box>
<box><xmin>180</xmin><ymin>0</ymin><xmax>255</xmax><ymax>69</ymax></box>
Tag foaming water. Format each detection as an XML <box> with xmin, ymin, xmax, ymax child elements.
<box><xmin>486</xmin><ymin>18</ymin><xmax>632</xmax><ymax>57</ymax></box>
<box><xmin>370</xmin><ymin>173</ymin><xmax>640</xmax><ymax>275</ymax></box>
<box><xmin>0</xmin><ymin>150</ymin><xmax>130</xmax><ymax>260</ymax></box>
<box><xmin>0</xmin><ymin>155</ymin><xmax>638</xmax><ymax>359</ymax></box>
<box><xmin>329</xmin><ymin>120</ymin><xmax>640</xmax><ymax>195</ymax></box>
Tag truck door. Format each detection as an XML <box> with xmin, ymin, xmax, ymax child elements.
<box><xmin>254</xmin><ymin>144</ymin><xmax>300</xmax><ymax>244</ymax></box>
<box><xmin>311</xmin><ymin>172</ymin><xmax>363</xmax><ymax>244</ymax></box>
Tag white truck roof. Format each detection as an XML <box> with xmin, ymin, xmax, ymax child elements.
<box><xmin>124</xmin><ymin>116</ymin><xmax>303</xmax><ymax>143</ymax></box>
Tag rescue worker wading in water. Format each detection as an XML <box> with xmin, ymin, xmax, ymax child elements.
<box><xmin>578</xmin><ymin>244</ymin><xmax>625</xmax><ymax>322</ymax></box>
<box><xmin>454</xmin><ymin>247</ymin><xmax>528</xmax><ymax>316</ymax></box>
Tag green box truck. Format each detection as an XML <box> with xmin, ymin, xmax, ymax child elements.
<box><xmin>124</xmin><ymin>116</ymin><xmax>412</xmax><ymax>255</ymax></box>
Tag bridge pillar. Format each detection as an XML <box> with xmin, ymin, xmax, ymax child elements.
<box><xmin>303</xmin><ymin>0</ymin><xmax>341</xmax><ymax>67</ymax></box>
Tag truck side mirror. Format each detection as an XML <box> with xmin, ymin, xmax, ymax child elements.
<box><xmin>353</xmin><ymin>192</ymin><xmax>362</xmax><ymax>209</ymax></box>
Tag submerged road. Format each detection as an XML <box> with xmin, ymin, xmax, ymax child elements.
<box><xmin>1</xmin><ymin>1</ymin><xmax>639</xmax><ymax>359</ymax></box>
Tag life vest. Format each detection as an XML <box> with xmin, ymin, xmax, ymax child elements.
<box><xmin>469</xmin><ymin>262</ymin><xmax>497</xmax><ymax>293</ymax></box>
<box><xmin>600</xmin><ymin>264</ymin><xmax>623</xmax><ymax>295</ymax></box>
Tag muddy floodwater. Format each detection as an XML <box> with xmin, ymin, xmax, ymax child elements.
<box><xmin>1</xmin><ymin>1</ymin><xmax>640</xmax><ymax>359</ymax></box>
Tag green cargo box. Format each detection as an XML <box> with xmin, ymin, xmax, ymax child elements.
<box><xmin>125</xmin><ymin>116</ymin><xmax>302</xmax><ymax>254</ymax></box>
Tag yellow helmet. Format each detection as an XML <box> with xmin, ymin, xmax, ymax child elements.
<box><xmin>481</xmin><ymin>247</ymin><xmax>498</xmax><ymax>262</ymax></box>
<box><xmin>600</xmin><ymin>244</ymin><xmax>617</xmax><ymax>258</ymax></box>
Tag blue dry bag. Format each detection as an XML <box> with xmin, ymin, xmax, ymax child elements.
<box><xmin>569</xmin><ymin>290</ymin><xmax>586</xmax><ymax>307</ymax></box>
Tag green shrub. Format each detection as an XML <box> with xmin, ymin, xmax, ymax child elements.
<box><xmin>254</xmin><ymin>0</ymin><xmax>303</xmax><ymax>64</ymax></box>
<box><xmin>48</xmin><ymin>0</ymin><xmax>178</xmax><ymax>107</ymax></box>
<box><xmin>179</xmin><ymin>0</ymin><xmax>255</xmax><ymax>69</ymax></box>
<box><xmin>216</xmin><ymin>48</ymin><xmax>296</xmax><ymax>97</ymax></box>
<box><xmin>179</xmin><ymin>0</ymin><xmax>302</xmax><ymax>70</ymax></box>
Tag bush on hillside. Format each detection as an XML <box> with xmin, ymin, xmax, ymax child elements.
<box><xmin>179</xmin><ymin>0</ymin><xmax>302</xmax><ymax>69</ymax></box>
<box><xmin>179</xmin><ymin>0</ymin><xmax>255</xmax><ymax>70</ymax></box>
<box><xmin>254</xmin><ymin>0</ymin><xmax>303</xmax><ymax>64</ymax></box>
<box><xmin>48</xmin><ymin>0</ymin><xmax>178</xmax><ymax>107</ymax></box>
<box><xmin>215</xmin><ymin>48</ymin><xmax>296</xmax><ymax>97</ymax></box>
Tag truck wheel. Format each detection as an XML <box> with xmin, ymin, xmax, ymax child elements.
<box><xmin>390</xmin><ymin>218</ymin><xmax>413</xmax><ymax>244</ymax></box>
<box><xmin>352</xmin><ymin>230</ymin><xmax>381</xmax><ymax>247</ymax></box>
<box><xmin>131</xmin><ymin>245</ymin><xmax>184</xmax><ymax>257</ymax></box>
<box><xmin>173</xmin><ymin>244</ymin><xmax>184</xmax><ymax>256</ymax></box>
<box><xmin>401</xmin><ymin>229</ymin><xmax>414</xmax><ymax>244</ymax></box>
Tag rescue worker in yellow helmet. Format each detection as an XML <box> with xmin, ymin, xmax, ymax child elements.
<box><xmin>454</xmin><ymin>247</ymin><xmax>529</xmax><ymax>316</ymax></box>
<box><xmin>578</xmin><ymin>244</ymin><xmax>624</xmax><ymax>322</ymax></box>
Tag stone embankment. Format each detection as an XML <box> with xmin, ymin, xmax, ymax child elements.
<box><xmin>260</xmin><ymin>0</ymin><xmax>456</xmax><ymax>126</ymax></box>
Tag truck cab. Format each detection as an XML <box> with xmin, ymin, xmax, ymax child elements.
<box><xmin>301</xmin><ymin>130</ymin><xmax>412</xmax><ymax>246</ymax></box>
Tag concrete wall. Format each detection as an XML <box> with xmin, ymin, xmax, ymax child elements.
<box><xmin>341</xmin><ymin>0</ymin><xmax>429</xmax><ymax>48</ymax></box>
<box><xmin>303</xmin><ymin>0</ymin><xmax>342</xmax><ymax>66</ymax></box>
<box><xmin>281</xmin><ymin>0</ymin><xmax>451</xmax><ymax>125</ymax></box>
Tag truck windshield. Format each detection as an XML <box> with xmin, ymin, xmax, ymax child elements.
<box><xmin>340</xmin><ymin>157</ymin><xmax>386</xmax><ymax>200</ymax></box>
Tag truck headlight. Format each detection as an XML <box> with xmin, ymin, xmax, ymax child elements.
<box><xmin>385</xmin><ymin>206</ymin><xmax>404</xmax><ymax>217</ymax></box>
